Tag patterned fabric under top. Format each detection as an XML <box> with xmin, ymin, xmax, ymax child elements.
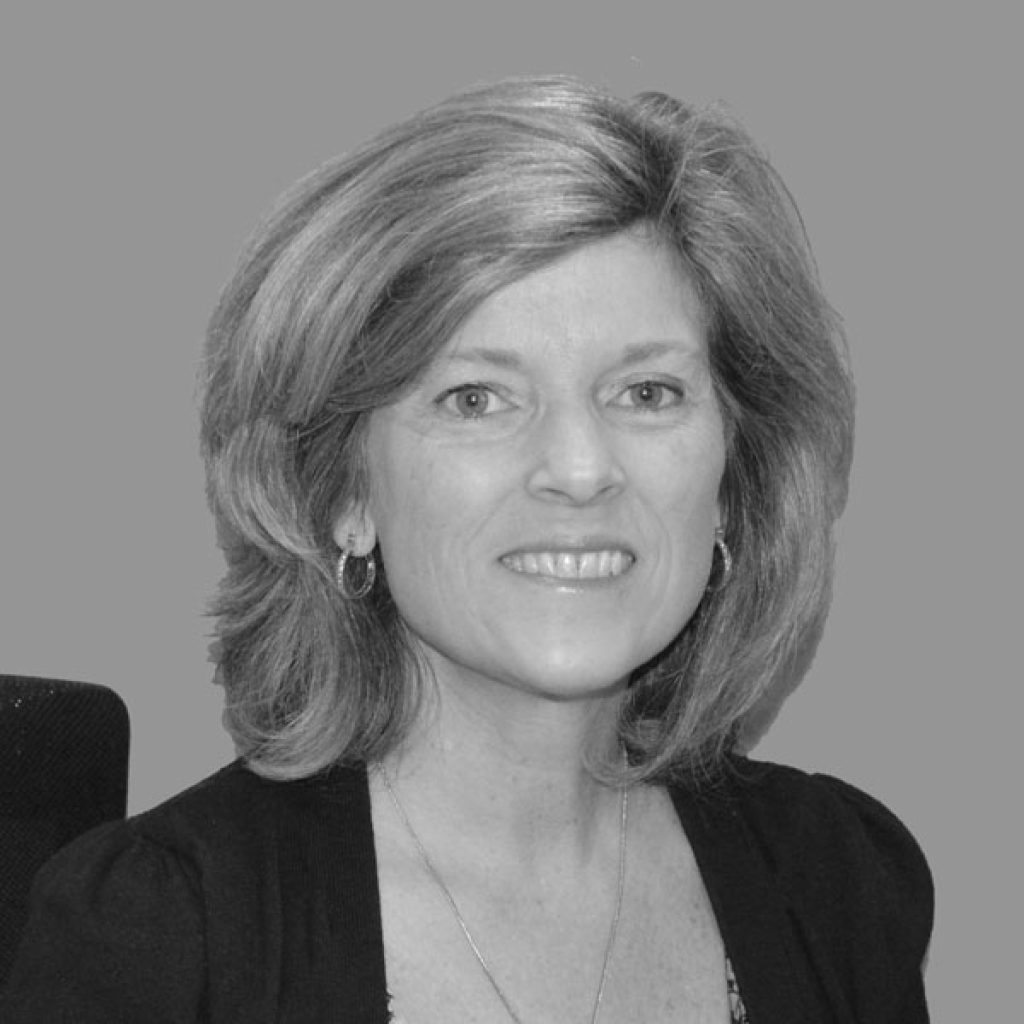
<box><xmin>726</xmin><ymin>955</ymin><xmax>750</xmax><ymax>1022</ymax></box>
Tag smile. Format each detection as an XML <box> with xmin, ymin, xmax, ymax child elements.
<box><xmin>500</xmin><ymin>550</ymin><xmax>635</xmax><ymax>580</ymax></box>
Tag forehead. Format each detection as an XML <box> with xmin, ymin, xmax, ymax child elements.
<box><xmin>441</xmin><ymin>231</ymin><xmax>706</xmax><ymax>365</ymax></box>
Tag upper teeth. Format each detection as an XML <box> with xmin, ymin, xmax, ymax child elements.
<box><xmin>501</xmin><ymin>551</ymin><xmax>634</xmax><ymax>579</ymax></box>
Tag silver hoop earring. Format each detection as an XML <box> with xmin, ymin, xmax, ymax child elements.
<box><xmin>337</xmin><ymin>548</ymin><xmax>376</xmax><ymax>600</ymax></box>
<box><xmin>708</xmin><ymin>527</ymin><xmax>733</xmax><ymax>592</ymax></box>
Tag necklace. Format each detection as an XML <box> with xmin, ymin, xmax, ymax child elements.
<box><xmin>378</xmin><ymin>763</ymin><xmax>629</xmax><ymax>1024</ymax></box>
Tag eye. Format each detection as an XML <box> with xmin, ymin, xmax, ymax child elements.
<box><xmin>436</xmin><ymin>383</ymin><xmax>511</xmax><ymax>419</ymax></box>
<box><xmin>613</xmin><ymin>379</ymin><xmax>685</xmax><ymax>411</ymax></box>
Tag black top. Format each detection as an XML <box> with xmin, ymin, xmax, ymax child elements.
<box><xmin>0</xmin><ymin>757</ymin><xmax>932</xmax><ymax>1023</ymax></box>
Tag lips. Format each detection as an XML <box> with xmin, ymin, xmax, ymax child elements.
<box><xmin>500</xmin><ymin>549</ymin><xmax>635</xmax><ymax>580</ymax></box>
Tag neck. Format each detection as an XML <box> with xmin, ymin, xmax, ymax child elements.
<box><xmin>377</xmin><ymin>675</ymin><xmax>625</xmax><ymax>870</ymax></box>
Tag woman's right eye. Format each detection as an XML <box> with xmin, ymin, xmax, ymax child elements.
<box><xmin>436</xmin><ymin>384</ymin><xmax>511</xmax><ymax>419</ymax></box>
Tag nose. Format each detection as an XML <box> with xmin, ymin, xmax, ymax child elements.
<box><xmin>525</xmin><ymin>403</ymin><xmax>627</xmax><ymax>505</ymax></box>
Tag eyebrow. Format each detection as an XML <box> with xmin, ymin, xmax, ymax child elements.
<box><xmin>447</xmin><ymin>339</ymin><xmax>700</xmax><ymax>370</ymax></box>
<box><xmin>447</xmin><ymin>348</ymin><xmax>525</xmax><ymax>370</ymax></box>
<box><xmin>618</xmin><ymin>340</ymin><xmax>699</xmax><ymax>365</ymax></box>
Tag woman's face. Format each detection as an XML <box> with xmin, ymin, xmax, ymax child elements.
<box><xmin>350</xmin><ymin>231</ymin><xmax>726</xmax><ymax>706</ymax></box>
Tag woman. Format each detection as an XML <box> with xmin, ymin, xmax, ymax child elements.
<box><xmin>2</xmin><ymin>76</ymin><xmax>931</xmax><ymax>1022</ymax></box>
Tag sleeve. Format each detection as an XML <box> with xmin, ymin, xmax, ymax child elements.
<box><xmin>0</xmin><ymin>819</ymin><xmax>206</xmax><ymax>1024</ymax></box>
<box><xmin>773</xmin><ymin>769</ymin><xmax>934</xmax><ymax>1022</ymax></box>
<box><xmin>817</xmin><ymin>774</ymin><xmax>933</xmax><ymax>1019</ymax></box>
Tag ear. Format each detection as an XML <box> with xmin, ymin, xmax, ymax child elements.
<box><xmin>331</xmin><ymin>505</ymin><xmax>376</xmax><ymax>557</ymax></box>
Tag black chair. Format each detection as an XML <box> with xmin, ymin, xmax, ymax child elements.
<box><xmin>0</xmin><ymin>674</ymin><xmax>129</xmax><ymax>986</ymax></box>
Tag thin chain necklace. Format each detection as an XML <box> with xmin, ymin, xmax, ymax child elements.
<box><xmin>377</xmin><ymin>763</ymin><xmax>629</xmax><ymax>1024</ymax></box>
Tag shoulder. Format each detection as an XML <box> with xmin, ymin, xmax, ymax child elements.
<box><xmin>155</xmin><ymin>757</ymin><xmax>361</xmax><ymax>840</ymax></box>
<box><xmin>719</xmin><ymin>756</ymin><xmax>926</xmax><ymax>850</ymax></box>
<box><xmin>38</xmin><ymin>757</ymin><xmax>375</xmax><ymax>926</ymax></box>
<box><xmin>2</xmin><ymin>760</ymin><xmax>377</xmax><ymax>1022</ymax></box>
<box><xmin>25</xmin><ymin>758</ymin><xmax>367</xmax><ymax>884</ymax></box>
<box><xmin>680</xmin><ymin>757</ymin><xmax>933</xmax><ymax>1019</ymax></box>
<box><xmin>129</xmin><ymin>757</ymin><xmax>369</xmax><ymax>846</ymax></box>
<box><xmin>721</xmin><ymin>757</ymin><xmax>933</xmax><ymax>933</ymax></box>
<box><xmin>14</xmin><ymin>761</ymin><xmax>285</xmax><ymax>939</ymax></box>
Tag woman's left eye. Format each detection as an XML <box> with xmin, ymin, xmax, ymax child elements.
<box><xmin>613</xmin><ymin>380</ymin><xmax>685</xmax><ymax>410</ymax></box>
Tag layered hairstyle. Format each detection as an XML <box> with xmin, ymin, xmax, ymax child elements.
<box><xmin>200</xmin><ymin>75</ymin><xmax>854</xmax><ymax>784</ymax></box>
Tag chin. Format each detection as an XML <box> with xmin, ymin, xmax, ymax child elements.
<box><xmin>501</xmin><ymin>648</ymin><xmax>643</xmax><ymax>702</ymax></box>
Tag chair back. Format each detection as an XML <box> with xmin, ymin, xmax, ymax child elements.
<box><xmin>0</xmin><ymin>675</ymin><xmax>129</xmax><ymax>985</ymax></box>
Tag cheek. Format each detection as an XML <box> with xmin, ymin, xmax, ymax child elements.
<box><xmin>652</xmin><ymin>441</ymin><xmax>725</xmax><ymax>594</ymax></box>
<box><xmin>368</xmin><ymin>447</ymin><xmax>431</xmax><ymax>560</ymax></box>
<box><xmin>658</xmin><ymin>432</ymin><xmax>726</xmax><ymax>527</ymax></box>
<box><xmin>367</xmin><ymin>439</ymin><xmax>487</xmax><ymax>591</ymax></box>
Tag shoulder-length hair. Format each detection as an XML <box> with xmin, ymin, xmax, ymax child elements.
<box><xmin>200</xmin><ymin>75</ymin><xmax>854</xmax><ymax>784</ymax></box>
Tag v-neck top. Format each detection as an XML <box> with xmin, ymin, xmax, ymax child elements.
<box><xmin>1</xmin><ymin>757</ymin><xmax>932</xmax><ymax>1022</ymax></box>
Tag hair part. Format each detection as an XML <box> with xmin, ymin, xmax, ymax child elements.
<box><xmin>200</xmin><ymin>75</ymin><xmax>853</xmax><ymax>785</ymax></box>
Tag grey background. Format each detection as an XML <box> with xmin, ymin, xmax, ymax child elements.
<box><xmin>1</xmin><ymin>3</ymin><xmax>1018</xmax><ymax>1019</ymax></box>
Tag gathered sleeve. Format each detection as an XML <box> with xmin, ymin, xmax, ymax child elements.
<box><xmin>802</xmin><ymin>772</ymin><xmax>934</xmax><ymax>1020</ymax></box>
<box><xmin>0</xmin><ymin>820</ymin><xmax>206</xmax><ymax>1023</ymax></box>
<box><xmin>751</xmin><ymin>767</ymin><xmax>934</xmax><ymax>1022</ymax></box>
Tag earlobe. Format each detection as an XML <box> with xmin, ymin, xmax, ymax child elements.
<box><xmin>331</xmin><ymin>508</ymin><xmax>376</xmax><ymax>556</ymax></box>
<box><xmin>715</xmin><ymin>494</ymin><xmax>728</xmax><ymax>536</ymax></box>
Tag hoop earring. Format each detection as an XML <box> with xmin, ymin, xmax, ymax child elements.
<box><xmin>707</xmin><ymin>527</ymin><xmax>733</xmax><ymax>592</ymax></box>
<box><xmin>337</xmin><ymin>548</ymin><xmax>376</xmax><ymax>600</ymax></box>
